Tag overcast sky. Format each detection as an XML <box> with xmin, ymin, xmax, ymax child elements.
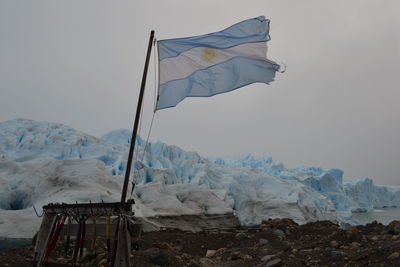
<box><xmin>1</xmin><ymin>0</ymin><xmax>399</xmax><ymax>185</ymax></box>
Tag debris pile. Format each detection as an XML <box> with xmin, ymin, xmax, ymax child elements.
<box><xmin>2</xmin><ymin>219</ymin><xmax>400</xmax><ymax>266</ymax></box>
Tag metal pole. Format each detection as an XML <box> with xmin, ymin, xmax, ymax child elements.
<box><xmin>121</xmin><ymin>30</ymin><xmax>155</xmax><ymax>203</ymax></box>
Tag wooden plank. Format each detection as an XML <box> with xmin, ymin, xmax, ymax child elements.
<box><xmin>42</xmin><ymin>200</ymin><xmax>134</xmax><ymax>216</ymax></box>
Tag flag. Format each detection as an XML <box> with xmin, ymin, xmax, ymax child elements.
<box><xmin>156</xmin><ymin>16</ymin><xmax>280</xmax><ymax>110</ymax></box>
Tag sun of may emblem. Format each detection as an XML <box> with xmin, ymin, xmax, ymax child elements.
<box><xmin>204</xmin><ymin>47</ymin><xmax>216</xmax><ymax>61</ymax></box>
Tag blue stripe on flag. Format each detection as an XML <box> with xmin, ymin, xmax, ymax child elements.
<box><xmin>156</xmin><ymin>56</ymin><xmax>279</xmax><ymax>110</ymax></box>
<box><xmin>158</xmin><ymin>16</ymin><xmax>270</xmax><ymax>60</ymax></box>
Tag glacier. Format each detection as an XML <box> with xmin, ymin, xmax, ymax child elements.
<box><xmin>0</xmin><ymin>118</ymin><xmax>399</xmax><ymax>238</ymax></box>
<box><xmin>210</xmin><ymin>155</ymin><xmax>400</xmax><ymax>213</ymax></box>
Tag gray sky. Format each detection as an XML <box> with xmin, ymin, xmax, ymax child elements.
<box><xmin>1</xmin><ymin>0</ymin><xmax>399</xmax><ymax>185</ymax></box>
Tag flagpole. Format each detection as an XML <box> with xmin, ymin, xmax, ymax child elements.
<box><xmin>121</xmin><ymin>30</ymin><xmax>155</xmax><ymax>203</ymax></box>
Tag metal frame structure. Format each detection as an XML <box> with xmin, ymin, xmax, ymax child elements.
<box><xmin>33</xmin><ymin>30</ymin><xmax>155</xmax><ymax>267</ymax></box>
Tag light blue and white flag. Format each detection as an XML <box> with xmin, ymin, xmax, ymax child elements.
<box><xmin>156</xmin><ymin>16</ymin><xmax>280</xmax><ymax>110</ymax></box>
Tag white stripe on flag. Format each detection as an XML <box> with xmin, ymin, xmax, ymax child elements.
<box><xmin>159</xmin><ymin>42</ymin><xmax>268</xmax><ymax>85</ymax></box>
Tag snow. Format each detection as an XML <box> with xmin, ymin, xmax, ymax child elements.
<box><xmin>0</xmin><ymin>119</ymin><xmax>399</xmax><ymax>237</ymax></box>
<box><xmin>0</xmin><ymin>159</ymin><xmax>122</xmax><ymax>238</ymax></box>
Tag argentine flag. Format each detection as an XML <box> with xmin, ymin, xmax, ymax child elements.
<box><xmin>156</xmin><ymin>16</ymin><xmax>280</xmax><ymax>110</ymax></box>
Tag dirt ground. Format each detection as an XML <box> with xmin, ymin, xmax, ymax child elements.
<box><xmin>1</xmin><ymin>219</ymin><xmax>400</xmax><ymax>266</ymax></box>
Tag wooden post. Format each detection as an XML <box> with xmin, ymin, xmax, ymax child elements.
<box><xmin>121</xmin><ymin>30</ymin><xmax>155</xmax><ymax>203</ymax></box>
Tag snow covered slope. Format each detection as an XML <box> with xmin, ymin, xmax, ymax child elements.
<box><xmin>0</xmin><ymin>119</ymin><xmax>397</xmax><ymax>237</ymax></box>
<box><xmin>0</xmin><ymin>159</ymin><xmax>122</xmax><ymax>237</ymax></box>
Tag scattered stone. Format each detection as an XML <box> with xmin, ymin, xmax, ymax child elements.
<box><xmin>241</xmin><ymin>254</ymin><xmax>252</xmax><ymax>260</ymax></box>
<box><xmin>146</xmin><ymin>248</ymin><xmax>169</xmax><ymax>266</ymax></box>
<box><xmin>96</xmin><ymin>252</ymin><xmax>106</xmax><ymax>262</ymax></box>
<box><xmin>331</xmin><ymin>250</ymin><xmax>346</xmax><ymax>259</ymax></box>
<box><xmin>98</xmin><ymin>258</ymin><xmax>107</xmax><ymax>266</ymax></box>
<box><xmin>55</xmin><ymin>257</ymin><xmax>68</xmax><ymax>263</ymax></box>
<box><xmin>174</xmin><ymin>245</ymin><xmax>183</xmax><ymax>252</ymax></box>
<box><xmin>388</xmin><ymin>221</ymin><xmax>400</xmax><ymax>235</ymax></box>
<box><xmin>235</xmin><ymin>232</ymin><xmax>248</xmax><ymax>240</ymax></box>
<box><xmin>230</xmin><ymin>251</ymin><xmax>241</xmax><ymax>261</ymax></box>
<box><xmin>261</xmin><ymin>254</ymin><xmax>276</xmax><ymax>262</ymax></box>
<box><xmin>228</xmin><ymin>251</ymin><xmax>252</xmax><ymax>261</ymax></box>
<box><xmin>199</xmin><ymin>257</ymin><xmax>219</xmax><ymax>267</ymax></box>
<box><xmin>266</xmin><ymin>258</ymin><xmax>282</xmax><ymax>266</ymax></box>
<box><xmin>206</xmin><ymin>250</ymin><xmax>217</xmax><ymax>257</ymax></box>
<box><xmin>387</xmin><ymin>252</ymin><xmax>399</xmax><ymax>260</ymax></box>
<box><xmin>4</xmin><ymin>218</ymin><xmax>400</xmax><ymax>266</ymax></box>
<box><xmin>346</xmin><ymin>226</ymin><xmax>360</xmax><ymax>240</ymax></box>
<box><xmin>261</xmin><ymin>218</ymin><xmax>298</xmax><ymax>229</ymax></box>
<box><xmin>273</xmin><ymin>229</ymin><xmax>285</xmax><ymax>239</ymax></box>
<box><xmin>330</xmin><ymin>240</ymin><xmax>339</xmax><ymax>248</ymax></box>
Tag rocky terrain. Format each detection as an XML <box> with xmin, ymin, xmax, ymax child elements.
<box><xmin>2</xmin><ymin>219</ymin><xmax>400</xmax><ymax>266</ymax></box>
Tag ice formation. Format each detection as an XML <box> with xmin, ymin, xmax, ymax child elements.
<box><xmin>0</xmin><ymin>119</ymin><xmax>399</xmax><ymax>237</ymax></box>
<box><xmin>210</xmin><ymin>155</ymin><xmax>400</xmax><ymax>214</ymax></box>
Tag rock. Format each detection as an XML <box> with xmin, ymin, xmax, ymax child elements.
<box><xmin>259</xmin><ymin>238</ymin><xmax>269</xmax><ymax>245</ymax></box>
<box><xmin>241</xmin><ymin>254</ymin><xmax>252</xmax><ymax>260</ymax></box>
<box><xmin>266</xmin><ymin>258</ymin><xmax>282</xmax><ymax>266</ymax></box>
<box><xmin>199</xmin><ymin>257</ymin><xmax>219</xmax><ymax>267</ymax></box>
<box><xmin>216</xmin><ymin>247</ymin><xmax>227</xmax><ymax>254</ymax></box>
<box><xmin>387</xmin><ymin>252</ymin><xmax>399</xmax><ymax>260</ymax></box>
<box><xmin>261</xmin><ymin>248</ymin><xmax>273</xmax><ymax>255</ymax></box>
<box><xmin>230</xmin><ymin>251</ymin><xmax>241</xmax><ymax>261</ymax></box>
<box><xmin>261</xmin><ymin>218</ymin><xmax>298</xmax><ymax>229</ymax></box>
<box><xmin>330</xmin><ymin>250</ymin><xmax>346</xmax><ymax>260</ymax></box>
<box><xmin>273</xmin><ymin>229</ymin><xmax>285</xmax><ymax>239</ymax></box>
<box><xmin>98</xmin><ymin>258</ymin><xmax>107</xmax><ymax>266</ymax></box>
<box><xmin>235</xmin><ymin>232</ymin><xmax>248</xmax><ymax>240</ymax></box>
<box><xmin>174</xmin><ymin>245</ymin><xmax>183</xmax><ymax>252</ymax></box>
<box><xmin>371</xmin><ymin>236</ymin><xmax>379</xmax><ymax>241</ymax></box>
<box><xmin>388</xmin><ymin>221</ymin><xmax>400</xmax><ymax>235</ymax></box>
<box><xmin>96</xmin><ymin>253</ymin><xmax>107</xmax><ymax>262</ymax></box>
<box><xmin>330</xmin><ymin>240</ymin><xmax>339</xmax><ymax>248</ymax></box>
<box><xmin>261</xmin><ymin>254</ymin><xmax>276</xmax><ymax>262</ymax></box>
<box><xmin>206</xmin><ymin>250</ymin><xmax>217</xmax><ymax>257</ymax></box>
<box><xmin>346</xmin><ymin>226</ymin><xmax>360</xmax><ymax>240</ymax></box>
<box><xmin>146</xmin><ymin>248</ymin><xmax>169</xmax><ymax>265</ymax></box>
<box><xmin>55</xmin><ymin>257</ymin><xmax>68</xmax><ymax>263</ymax></box>
<box><xmin>350</xmin><ymin>242</ymin><xmax>360</xmax><ymax>249</ymax></box>
<box><xmin>277</xmin><ymin>223</ymin><xmax>288</xmax><ymax>232</ymax></box>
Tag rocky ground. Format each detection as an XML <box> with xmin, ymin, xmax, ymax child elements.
<box><xmin>1</xmin><ymin>219</ymin><xmax>400</xmax><ymax>266</ymax></box>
